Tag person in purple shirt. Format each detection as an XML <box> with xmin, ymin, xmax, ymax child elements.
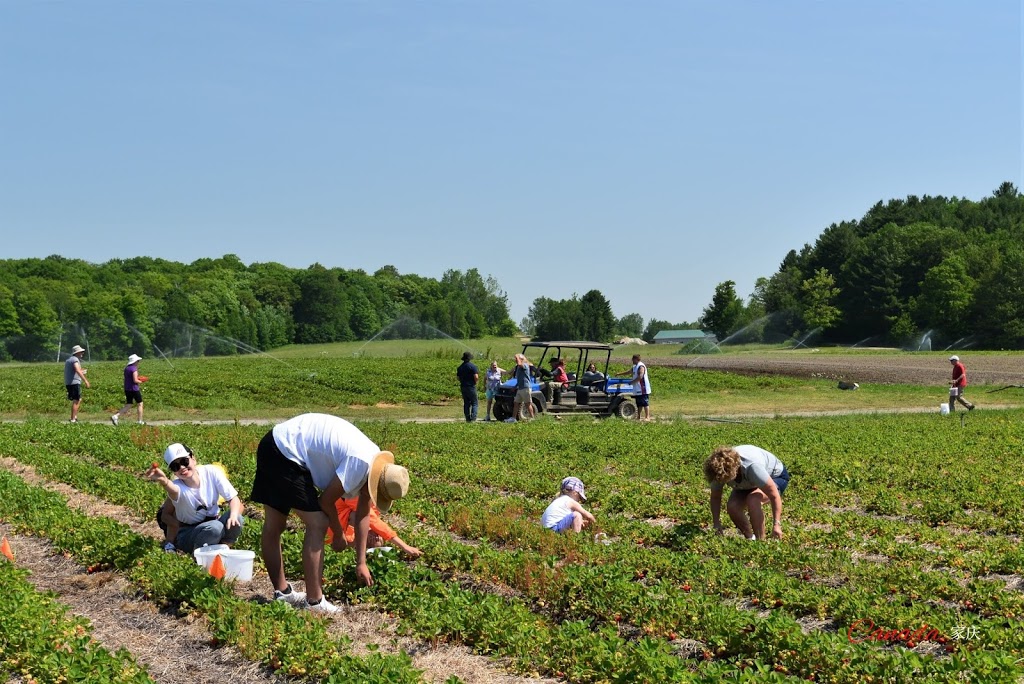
<box><xmin>111</xmin><ymin>353</ymin><xmax>146</xmax><ymax>426</ymax></box>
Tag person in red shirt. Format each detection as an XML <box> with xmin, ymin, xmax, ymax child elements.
<box><xmin>948</xmin><ymin>355</ymin><xmax>975</xmax><ymax>412</ymax></box>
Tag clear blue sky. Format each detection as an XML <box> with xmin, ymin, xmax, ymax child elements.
<box><xmin>2</xmin><ymin>2</ymin><xmax>1021</xmax><ymax>328</ymax></box>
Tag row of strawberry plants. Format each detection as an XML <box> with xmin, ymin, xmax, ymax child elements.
<box><xmin>0</xmin><ymin>558</ymin><xmax>155</xmax><ymax>684</ymax></box>
<box><xmin>0</xmin><ymin>469</ymin><xmax>427</xmax><ymax>684</ymax></box>
<box><xmin>8</xmin><ymin>419</ymin><xmax>1024</xmax><ymax>679</ymax></box>
<box><xmin>0</xmin><ymin>434</ymin><xmax>743</xmax><ymax>683</ymax></box>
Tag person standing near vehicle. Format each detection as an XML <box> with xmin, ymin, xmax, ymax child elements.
<box><xmin>512</xmin><ymin>353</ymin><xmax>535</xmax><ymax>421</ymax></box>
<box><xmin>456</xmin><ymin>351</ymin><xmax>479</xmax><ymax>422</ymax></box>
<box><xmin>64</xmin><ymin>344</ymin><xmax>91</xmax><ymax>423</ymax></box>
<box><xmin>483</xmin><ymin>360</ymin><xmax>507</xmax><ymax>421</ymax></box>
<box><xmin>112</xmin><ymin>353</ymin><xmax>146</xmax><ymax>425</ymax></box>
<box><xmin>948</xmin><ymin>355</ymin><xmax>975</xmax><ymax>412</ymax></box>
<box><xmin>628</xmin><ymin>354</ymin><xmax>652</xmax><ymax>421</ymax></box>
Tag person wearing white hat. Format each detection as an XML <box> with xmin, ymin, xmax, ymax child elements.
<box><xmin>948</xmin><ymin>355</ymin><xmax>975</xmax><ymax>412</ymax></box>
<box><xmin>250</xmin><ymin>413</ymin><xmax>411</xmax><ymax>614</ymax></box>
<box><xmin>111</xmin><ymin>353</ymin><xmax>147</xmax><ymax>426</ymax></box>
<box><xmin>63</xmin><ymin>344</ymin><xmax>91</xmax><ymax>423</ymax></box>
<box><xmin>144</xmin><ymin>443</ymin><xmax>244</xmax><ymax>553</ymax></box>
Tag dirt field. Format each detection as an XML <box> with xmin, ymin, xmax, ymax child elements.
<box><xmin>655</xmin><ymin>352</ymin><xmax>1024</xmax><ymax>387</ymax></box>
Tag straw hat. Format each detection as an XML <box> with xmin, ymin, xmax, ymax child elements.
<box><xmin>368</xmin><ymin>451</ymin><xmax>409</xmax><ymax>513</ymax></box>
<box><xmin>71</xmin><ymin>345</ymin><xmax>86</xmax><ymax>355</ymax></box>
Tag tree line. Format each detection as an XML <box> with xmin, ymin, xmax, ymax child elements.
<box><xmin>695</xmin><ymin>182</ymin><xmax>1024</xmax><ymax>350</ymax></box>
<box><xmin>0</xmin><ymin>256</ymin><xmax>518</xmax><ymax>361</ymax></box>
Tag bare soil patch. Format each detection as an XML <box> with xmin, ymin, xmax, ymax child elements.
<box><xmin>656</xmin><ymin>352</ymin><xmax>1024</xmax><ymax>386</ymax></box>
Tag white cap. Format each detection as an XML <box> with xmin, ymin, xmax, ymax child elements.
<box><xmin>163</xmin><ymin>443</ymin><xmax>191</xmax><ymax>465</ymax></box>
<box><xmin>949</xmin><ymin>355</ymin><xmax>959</xmax><ymax>362</ymax></box>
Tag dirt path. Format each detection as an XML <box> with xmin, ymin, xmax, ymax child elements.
<box><xmin>0</xmin><ymin>457</ymin><xmax>554</xmax><ymax>684</ymax></box>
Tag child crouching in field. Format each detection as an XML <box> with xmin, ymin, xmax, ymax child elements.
<box><xmin>541</xmin><ymin>477</ymin><xmax>595</xmax><ymax>533</ymax></box>
<box><xmin>327</xmin><ymin>498</ymin><xmax>422</xmax><ymax>558</ymax></box>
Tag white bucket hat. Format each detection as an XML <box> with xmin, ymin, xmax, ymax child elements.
<box><xmin>127</xmin><ymin>353</ymin><xmax>143</xmax><ymax>364</ymax></box>
<box><xmin>949</xmin><ymin>355</ymin><xmax>959</xmax><ymax>362</ymax></box>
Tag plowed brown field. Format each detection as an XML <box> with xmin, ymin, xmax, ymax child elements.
<box><xmin>654</xmin><ymin>352</ymin><xmax>1024</xmax><ymax>387</ymax></box>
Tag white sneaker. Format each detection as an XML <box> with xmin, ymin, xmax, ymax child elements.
<box><xmin>273</xmin><ymin>584</ymin><xmax>307</xmax><ymax>607</ymax></box>
<box><xmin>306</xmin><ymin>597</ymin><xmax>340</xmax><ymax>614</ymax></box>
<box><xmin>137</xmin><ymin>421</ymin><xmax>145</xmax><ymax>426</ymax></box>
<box><xmin>110</xmin><ymin>414</ymin><xmax>119</xmax><ymax>426</ymax></box>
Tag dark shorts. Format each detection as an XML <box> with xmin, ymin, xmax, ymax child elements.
<box><xmin>66</xmin><ymin>384</ymin><xmax>82</xmax><ymax>401</ymax></box>
<box><xmin>635</xmin><ymin>394</ymin><xmax>650</xmax><ymax>408</ymax></box>
<box><xmin>124</xmin><ymin>389</ymin><xmax>143</xmax><ymax>405</ymax></box>
<box><xmin>250</xmin><ymin>430</ymin><xmax>321</xmax><ymax>515</ymax></box>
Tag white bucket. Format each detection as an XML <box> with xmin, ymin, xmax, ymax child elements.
<box><xmin>193</xmin><ymin>545</ymin><xmax>254</xmax><ymax>582</ymax></box>
<box><xmin>939</xmin><ymin>404</ymin><xmax>950</xmax><ymax>415</ymax></box>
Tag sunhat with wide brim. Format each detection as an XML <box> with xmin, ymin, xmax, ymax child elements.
<box><xmin>71</xmin><ymin>345</ymin><xmax>86</xmax><ymax>355</ymax></box>
<box><xmin>368</xmin><ymin>451</ymin><xmax>409</xmax><ymax>513</ymax></box>
<box><xmin>127</xmin><ymin>354</ymin><xmax>142</xmax><ymax>364</ymax></box>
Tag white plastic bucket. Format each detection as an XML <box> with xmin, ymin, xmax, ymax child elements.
<box><xmin>939</xmin><ymin>404</ymin><xmax>950</xmax><ymax>415</ymax></box>
<box><xmin>193</xmin><ymin>545</ymin><xmax>254</xmax><ymax>582</ymax></box>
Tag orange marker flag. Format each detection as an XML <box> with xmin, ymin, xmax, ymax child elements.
<box><xmin>1</xmin><ymin>536</ymin><xmax>13</xmax><ymax>561</ymax></box>
<box><xmin>209</xmin><ymin>553</ymin><xmax>226</xmax><ymax>579</ymax></box>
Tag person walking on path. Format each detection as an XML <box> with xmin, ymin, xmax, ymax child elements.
<box><xmin>146</xmin><ymin>443</ymin><xmax>244</xmax><ymax>554</ymax></box>
<box><xmin>948</xmin><ymin>355</ymin><xmax>975</xmax><ymax>412</ymax></box>
<box><xmin>456</xmin><ymin>351</ymin><xmax>479</xmax><ymax>422</ymax></box>
<box><xmin>628</xmin><ymin>354</ymin><xmax>652</xmax><ymax>421</ymax></box>
<box><xmin>704</xmin><ymin>445</ymin><xmax>790</xmax><ymax>541</ymax></box>
<box><xmin>483</xmin><ymin>361</ymin><xmax>507</xmax><ymax>421</ymax></box>
<box><xmin>250</xmin><ymin>413</ymin><xmax>410</xmax><ymax>614</ymax></box>
<box><xmin>64</xmin><ymin>344</ymin><xmax>90</xmax><ymax>423</ymax></box>
<box><xmin>512</xmin><ymin>353</ymin><xmax>535</xmax><ymax>421</ymax></box>
<box><xmin>112</xmin><ymin>353</ymin><xmax>146</xmax><ymax>425</ymax></box>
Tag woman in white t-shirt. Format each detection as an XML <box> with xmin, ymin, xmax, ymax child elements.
<box><xmin>146</xmin><ymin>443</ymin><xmax>244</xmax><ymax>554</ymax></box>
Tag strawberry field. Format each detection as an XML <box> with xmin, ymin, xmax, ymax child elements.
<box><xmin>2</xmin><ymin>404</ymin><xmax>1024</xmax><ymax>682</ymax></box>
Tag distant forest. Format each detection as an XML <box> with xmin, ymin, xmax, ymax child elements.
<box><xmin>3</xmin><ymin>182</ymin><xmax>1023</xmax><ymax>362</ymax></box>
<box><xmin>694</xmin><ymin>182</ymin><xmax>1024</xmax><ymax>350</ymax></box>
<box><xmin>0</xmin><ymin>258</ymin><xmax>518</xmax><ymax>361</ymax></box>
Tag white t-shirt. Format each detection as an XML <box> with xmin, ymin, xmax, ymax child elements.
<box><xmin>171</xmin><ymin>465</ymin><xmax>237</xmax><ymax>525</ymax></box>
<box><xmin>709</xmin><ymin>444</ymin><xmax>784</xmax><ymax>492</ymax></box>
<box><xmin>541</xmin><ymin>495</ymin><xmax>575</xmax><ymax>529</ymax></box>
<box><xmin>631</xmin><ymin>362</ymin><xmax>652</xmax><ymax>395</ymax></box>
<box><xmin>272</xmin><ymin>413</ymin><xmax>380</xmax><ymax>496</ymax></box>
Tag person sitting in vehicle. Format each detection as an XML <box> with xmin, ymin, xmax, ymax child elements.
<box><xmin>542</xmin><ymin>357</ymin><xmax>570</xmax><ymax>405</ymax></box>
<box><xmin>581</xmin><ymin>362</ymin><xmax>605</xmax><ymax>386</ymax></box>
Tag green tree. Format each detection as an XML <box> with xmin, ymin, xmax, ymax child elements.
<box><xmin>579</xmin><ymin>290</ymin><xmax>615</xmax><ymax>341</ymax></box>
<box><xmin>699</xmin><ymin>281</ymin><xmax>744</xmax><ymax>340</ymax></box>
<box><xmin>800</xmin><ymin>268</ymin><xmax>842</xmax><ymax>331</ymax></box>
<box><xmin>616</xmin><ymin>313</ymin><xmax>645</xmax><ymax>338</ymax></box>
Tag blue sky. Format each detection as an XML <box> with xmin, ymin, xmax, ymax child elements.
<box><xmin>2</xmin><ymin>2</ymin><xmax>1021</xmax><ymax>328</ymax></box>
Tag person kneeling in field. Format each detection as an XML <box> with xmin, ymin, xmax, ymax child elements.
<box><xmin>326</xmin><ymin>497</ymin><xmax>422</xmax><ymax>559</ymax></box>
<box><xmin>541</xmin><ymin>477</ymin><xmax>595</xmax><ymax>533</ymax></box>
<box><xmin>147</xmin><ymin>443</ymin><xmax>244</xmax><ymax>554</ymax></box>
<box><xmin>704</xmin><ymin>445</ymin><xmax>790</xmax><ymax>541</ymax></box>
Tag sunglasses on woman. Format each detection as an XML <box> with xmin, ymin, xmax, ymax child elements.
<box><xmin>170</xmin><ymin>456</ymin><xmax>192</xmax><ymax>472</ymax></box>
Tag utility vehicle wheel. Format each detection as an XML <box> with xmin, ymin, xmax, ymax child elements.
<box><xmin>494</xmin><ymin>403</ymin><xmax>511</xmax><ymax>421</ymax></box>
<box><xmin>614</xmin><ymin>400</ymin><xmax>637</xmax><ymax>420</ymax></box>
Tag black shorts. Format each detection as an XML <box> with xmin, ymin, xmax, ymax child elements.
<box><xmin>635</xmin><ymin>394</ymin><xmax>650</xmax><ymax>408</ymax></box>
<box><xmin>66</xmin><ymin>384</ymin><xmax>82</xmax><ymax>401</ymax></box>
<box><xmin>124</xmin><ymin>389</ymin><xmax>143</xmax><ymax>405</ymax></box>
<box><xmin>250</xmin><ymin>430</ymin><xmax>321</xmax><ymax>515</ymax></box>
